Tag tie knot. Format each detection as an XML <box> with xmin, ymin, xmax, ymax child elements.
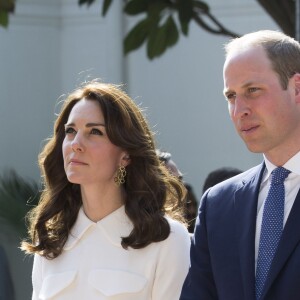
<box><xmin>271</xmin><ymin>167</ymin><xmax>290</xmax><ymax>185</ymax></box>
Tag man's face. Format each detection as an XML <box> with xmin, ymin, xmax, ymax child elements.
<box><xmin>223</xmin><ymin>46</ymin><xmax>300</xmax><ymax>163</ymax></box>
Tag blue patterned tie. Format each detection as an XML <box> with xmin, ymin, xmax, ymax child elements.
<box><xmin>255</xmin><ymin>167</ymin><xmax>290</xmax><ymax>300</ymax></box>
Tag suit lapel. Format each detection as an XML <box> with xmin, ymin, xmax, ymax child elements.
<box><xmin>261</xmin><ymin>188</ymin><xmax>300</xmax><ymax>299</ymax></box>
<box><xmin>234</xmin><ymin>163</ymin><xmax>265</xmax><ymax>300</ymax></box>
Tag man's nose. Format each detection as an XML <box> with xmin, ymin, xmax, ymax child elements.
<box><xmin>231</xmin><ymin>95</ymin><xmax>251</xmax><ymax>119</ymax></box>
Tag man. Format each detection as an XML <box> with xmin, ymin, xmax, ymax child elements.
<box><xmin>202</xmin><ymin>167</ymin><xmax>243</xmax><ymax>193</ymax></box>
<box><xmin>180</xmin><ymin>30</ymin><xmax>300</xmax><ymax>300</ymax></box>
<box><xmin>156</xmin><ymin>149</ymin><xmax>198</xmax><ymax>233</ymax></box>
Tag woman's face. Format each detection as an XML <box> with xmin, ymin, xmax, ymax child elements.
<box><xmin>62</xmin><ymin>99</ymin><xmax>129</xmax><ymax>187</ymax></box>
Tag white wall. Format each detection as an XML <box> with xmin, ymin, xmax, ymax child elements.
<box><xmin>0</xmin><ymin>0</ymin><xmax>61</xmax><ymax>181</ymax></box>
<box><xmin>59</xmin><ymin>0</ymin><xmax>124</xmax><ymax>95</ymax></box>
<box><xmin>0</xmin><ymin>0</ymin><xmax>279</xmax><ymax>299</ymax></box>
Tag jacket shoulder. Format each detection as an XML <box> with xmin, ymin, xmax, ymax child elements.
<box><xmin>202</xmin><ymin>163</ymin><xmax>264</xmax><ymax>204</ymax></box>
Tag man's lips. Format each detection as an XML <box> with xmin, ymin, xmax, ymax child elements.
<box><xmin>240</xmin><ymin>124</ymin><xmax>259</xmax><ymax>133</ymax></box>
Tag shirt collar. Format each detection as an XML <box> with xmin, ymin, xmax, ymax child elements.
<box><xmin>262</xmin><ymin>151</ymin><xmax>300</xmax><ymax>183</ymax></box>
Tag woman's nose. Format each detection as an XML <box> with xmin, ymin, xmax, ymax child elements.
<box><xmin>71</xmin><ymin>135</ymin><xmax>84</xmax><ymax>152</ymax></box>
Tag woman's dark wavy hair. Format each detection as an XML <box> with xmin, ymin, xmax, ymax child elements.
<box><xmin>21</xmin><ymin>81</ymin><xmax>187</xmax><ymax>259</ymax></box>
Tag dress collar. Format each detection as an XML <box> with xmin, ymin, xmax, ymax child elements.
<box><xmin>64</xmin><ymin>205</ymin><xmax>133</xmax><ymax>250</ymax></box>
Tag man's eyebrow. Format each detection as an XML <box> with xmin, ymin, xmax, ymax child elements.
<box><xmin>223</xmin><ymin>88</ymin><xmax>234</xmax><ymax>96</ymax></box>
<box><xmin>242</xmin><ymin>81</ymin><xmax>256</xmax><ymax>88</ymax></box>
<box><xmin>223</xmin><ymin>81</ymin><xmax>256</xmax><ymax>95</ymax></box>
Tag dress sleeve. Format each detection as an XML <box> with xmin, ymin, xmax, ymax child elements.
<box><xmin>151</xmin><ymin>219</ymin><xmax>191</xmax><ymax>300</ymax></box>
<box><xmin>32</xmin><ymin>254</ymin><xmax>43</xmax><ymax>300</ymax></box>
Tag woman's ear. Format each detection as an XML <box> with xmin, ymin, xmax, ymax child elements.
<box><xmin>121</xmin><ymin>153</ymin><xmax>131</xmax><ymax>167</ymax></box>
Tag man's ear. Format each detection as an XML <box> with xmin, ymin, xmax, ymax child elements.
<box><xmin>293</xmin><ymin>73</ymin><xmax>300</xmax><ymax>102</ymax></box>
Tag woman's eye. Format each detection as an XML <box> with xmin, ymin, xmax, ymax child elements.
<box><xmin>65</xmin><ymin>127</ymin><xmax>76</xmax><ymax>135</ymax></box>
<box><xmin>90</xmin><ymin>128</ymin><xmax>103</xmax><ymax>135</ymax></box>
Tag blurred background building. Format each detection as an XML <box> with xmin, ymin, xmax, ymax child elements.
<box><xmin>0</xmin><ymin>0</ymin><xmax>279</xmax><ymax>298</ymax></box>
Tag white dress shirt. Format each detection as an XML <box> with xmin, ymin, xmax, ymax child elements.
<box><xmin>32</xmin><ymin>205</ymin><xmax>191</xmax><ymax>300</ymax></box>
<box><xmin>255</xmin><ymin>151</ymin><xmax>300</xmax><ymax>270</ymax></box>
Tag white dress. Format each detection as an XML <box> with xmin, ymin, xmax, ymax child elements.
<box><xmin>32</xmin><ymin>206</ymin><xmax>191</xmax><ymax>300</ymax></box>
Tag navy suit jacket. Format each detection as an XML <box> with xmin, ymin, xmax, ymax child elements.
<box><xmin>180</xmin><ymin>163</ymin><xmax>300</xmax><ymax>300</ymax></box>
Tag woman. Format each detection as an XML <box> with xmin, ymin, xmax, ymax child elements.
<box><xmin>21</xmin><ymin>81</ymin><xmax>190</xmax><ymax>300</ymax></box>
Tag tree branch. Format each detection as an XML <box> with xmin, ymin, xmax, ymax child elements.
<box><xmin>192</xmin><ymin>10</ymin><xmax>239</xmax><ymax>38</ymax></box>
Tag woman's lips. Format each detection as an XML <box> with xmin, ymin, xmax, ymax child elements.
<box><xmin>69</xmin><ymin>159</ymin><xmax>88</xmax><ymax>165</ymax></box>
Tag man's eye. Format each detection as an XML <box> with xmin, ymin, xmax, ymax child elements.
<box><xmin>225</xmin><ymin>93</ymin><xmax>235</xmax><ymax>102</ymax></box>
<box><xmin>65</xmin><ymin>127</ymin><xmax>76</xmax><ymax>134</ymax></box>
<box><xmin>248</xmin><ymin>87</ymin><xmax>259</xmax><ymax>93</ymax></box>
<box><xmin>90</xmin><ymin>128</ymin><xmax>103</xmax><ymax>135</ymax></box>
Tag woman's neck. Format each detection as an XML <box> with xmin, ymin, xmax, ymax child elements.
<box><xmin>80</xmin><ymin>184</ymin><xmax>125</xmax><ymax>222</ymax></box>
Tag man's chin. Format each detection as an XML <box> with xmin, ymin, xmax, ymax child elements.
<box><xmin>245</xmin><ymin>143</ymin><xmax>263</xmax><ymax>154</ymax></box>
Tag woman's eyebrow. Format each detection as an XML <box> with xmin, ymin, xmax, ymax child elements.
<box><xmin>85</xmin><ymin>123</ymin><xmax>106</xmax><ymax>127</ymax></box>
<box><xmin>64</xmin><ymin>122</ymin><xmax>106</xmax><ymax>127</ymax></box>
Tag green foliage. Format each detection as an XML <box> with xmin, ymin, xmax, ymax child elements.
<box><xmin>193</xmin><ymin>0</ymin><xmax>209</xmax><ymax>13</ymax></box>
<box><xmin>177</xmin><ymin>0</ymin><xmax>192</xmax><ymax>36</ymax></box>
<box><xmin>106</xmin><ymin>0</ymin><xmax>239</xmax><ymax>60</ymax></box>
<box><xmin>102</xmin><ymin>0</ymin><xmax>113</xmax><ymax>16</ymax></box>
<box><xmin>124</xmin><ymin>0</ymin><xmax>147</xmax><ymax>15</ymax></box>
<box><xmin>147</xmin><ymin>16</ymin><xmax>179</xmax><ymax>59</ymax></box>
<box><xmin>0</xmin><ymin>10</ymin><xmax>8</xmax><ymax>27</ymax></box>
<box><xmin>124</xmin><ymin>18</ymin><xmax>152</xmax><ymax>54</ymax></box>
<box><xmin>79</xmin><ymin>0</ymin><xmax>238</xmax><ymax>59</ymax></box>
<box><xmin>78</xmin><ymin>0</ymin><xmax>95</xmax><ymax>6</ymax></box>
<box><xmin>123</xmin><ymin>1</ymin><xmax>181</xmax><ymax>59</ymax></box>
<box><xmin>0</xmin><ymin>170</ymin><xmax>40</xmax><ymax>238</ymax></box>
<box><xmin>0</xmin><ymin>0</ymin><xmax>15</xmax><ymax>28</ymax></box>
<box><xmin>178</xmin><ymin>0</ymin><xmax>193</xmax><ymax>25</ymax></box>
